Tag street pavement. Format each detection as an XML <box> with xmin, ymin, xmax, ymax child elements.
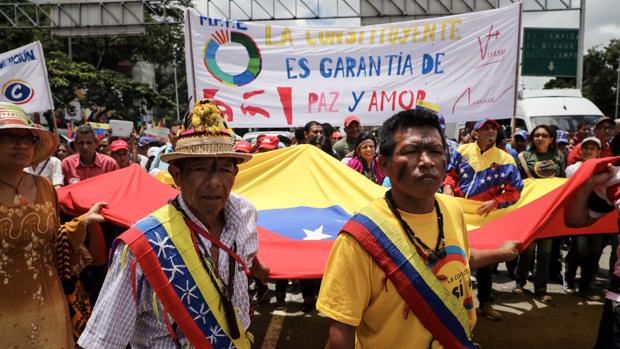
<box><xmin>249</xmin><ymin>245</ymin><xmax>614</xmax><ymax>349</ymax></box>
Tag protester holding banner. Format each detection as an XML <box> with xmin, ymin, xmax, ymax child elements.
<box><xmin>78</xmin><ymin>99</ymin><xmax>257</xmax><ymax>349</ymax></box>
<box><xmin>0</xmin><ymin>102</ymin><xmax>106</xmax><ymax>348</ymax></box>
<box><xmin>317</xmin><ymin>109</ymin><xmax>519</xmax><ymax>348</ymax></box>
<box><xmin>443</xmin><ymin>118</ymin><xmax>523</xmax><ymax>321</ymax></box>
<box><xmin>513</xmin><ymin>125</ymin><xmax>566</xmax><ymax>302</ymax></box>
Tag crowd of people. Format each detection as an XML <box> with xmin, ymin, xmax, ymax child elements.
<box><xmin>1</xmin><ymin>97</ymin><xmax>620</xmax><ymax>348</ymax></box>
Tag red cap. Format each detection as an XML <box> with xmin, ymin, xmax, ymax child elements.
<box><xmin>110</xmin><ymin>139</ymin><xmax>129</xmax><ymax>152</ymax></box>
<box><xmin>257</xmin><ymin>135</ymin><xmax>279</xmax><ymax>151</ymax></box>
<box><xmin>344</xmin><ymin>115</ymin><xmax>361</xmax><ymax>127</ymax></box>
<box><xmin>332</xmin><ymin>131</ymin><xmax>343</xmax><ymax>140</ymax></box>
<box><xmin>234</xmin><ymin>141</ymin><xmax>252</xmax><ymax>154</ymax></box>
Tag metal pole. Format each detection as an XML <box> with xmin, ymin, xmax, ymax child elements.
<box><xmin>615</xmin><ymin>55</ymin><xmax>620</xmax><ymax>119</ymax></box>
<box><xmin>576</xmin><ymin>0</ymin><xmax>586</xmax><ymax>90</ymax></box>
<box><xmin>68</xmin><ymin>37</ymin><xmax>72</xmax><ymax>59</ymax></box>
<box><xmin>511</xmin><ymin>1</ymin><xmax>523</xmax><ymax>135</ymax></box>
<box><xmin>173</xmin><ymin>59</ymin><xmax>180</xmax><ymax>121</ymax></box>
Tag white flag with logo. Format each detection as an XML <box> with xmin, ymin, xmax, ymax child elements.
<box><xmin>0</xmin><ymin>41</ymin><xmax>54</xmax><ymax>113</ymax></box>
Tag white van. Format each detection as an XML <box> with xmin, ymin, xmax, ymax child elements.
<box><xmin>449</xmin><ymin>89</ymin><xmax>604</xmax><ymax>139</ymax></box>
<box><xmin>515</xmin><ymin>89</ymin><xmax>604</xmax><ymax>131</ymax></box>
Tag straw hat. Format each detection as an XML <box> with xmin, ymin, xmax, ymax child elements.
<box><xmin>160</xmin><ymin>99</ymin><xmax>251</xmax><ymax>164</ymax></box>
<box><xmin>0</xmin><ymin>102</ymin><xmax>58</xmax><ymax>166</ymax></box>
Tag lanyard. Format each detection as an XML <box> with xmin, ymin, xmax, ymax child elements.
<box><xmin>183</xmin><ymin>216</ymin><xmax>250</xmax><ymax>276</ymax></box>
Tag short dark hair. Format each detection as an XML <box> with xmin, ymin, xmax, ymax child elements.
<box><xmin>294</xmin><ymin>127</ymin><xmax>305</xmax><ymax>143</ymax></box>
<box><xmin>75</xmin><ymin>124</ymin><xmax>97</xmax><ymax>142</ymax></box>
<box><xmin>322</xmin><ymin>123</ymin><xmax>335</xmax><ymax>138</ymax></box>
<box><xmin>378</xmin><ymin>109</ymin><xmax>446</xmax><ymax>159</ymax></box>
<box><xmin>304</xmin><ymin>121</ymin><xmax>322</xmax><ymax>133</ymax></box>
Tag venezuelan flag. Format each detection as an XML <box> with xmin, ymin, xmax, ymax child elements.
<box><xmin>89</xmin><ymin>122</ymin><xmax>109</xmax><ymax>139</ymax></box>
<box><xmin>234</xmin><ymin>145</ymin><xmax>386</xmax><ymax>278</ymax></box>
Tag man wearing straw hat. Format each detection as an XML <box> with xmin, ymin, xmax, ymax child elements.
<box><xmin>79</xmin><ymin>99</ymin><xmax>259</xmax><ymax>349</ymax></box>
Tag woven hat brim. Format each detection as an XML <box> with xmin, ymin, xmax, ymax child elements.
<box><xmin>160</xmin><ymin>151</ymin><xmax>252</xmax><ymax>164</ymax></box>
<box><xmin>0</xmin><ymin>124</ymin><xmax>59</xmax><ymax>166</ymax></box>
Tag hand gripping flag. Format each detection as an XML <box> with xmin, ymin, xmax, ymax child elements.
<box><xmin>56</xmin><ymin>151</ymin><xmax>620</xmax><ymax>278</ymax></box>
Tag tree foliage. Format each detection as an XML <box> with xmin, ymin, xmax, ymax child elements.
<box><xmin>545</xmin><ymin>38</ymin><xmax>620</xmax><ymax>116</ymax></box>
<box><xmin>0</xmin><ymin>0</ymin><xmax>192</xmax><ymax>123</ymax></box>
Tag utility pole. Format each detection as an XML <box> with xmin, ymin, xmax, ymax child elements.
<box><xmin>576</xmin><ymin>0</ymin><xmax>586</xmax><ymax>90</ymax></box>
<box><xmin>173</xmin><ymin>52</ymin><xmax>180</xmax><ymax>121</ymax></box>
<box><xmin>615</xmin><ymin>55</ymin><xmax>620</xmax><ymax>119</ymax></box>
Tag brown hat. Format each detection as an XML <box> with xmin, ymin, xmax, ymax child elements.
<box><xmin>594</xmin><ymin>116</ymin><xmax>614</xmax><ymax>129</ymax></box>
<box><xmin>160</xmin><ymin>99</ymin><xmax>251</xmax><ymax>164</ymax></box>
<box><xmin>0</xmin><ymin>102</ymin><xmax>58</xmax><ymax>166</ymax></box>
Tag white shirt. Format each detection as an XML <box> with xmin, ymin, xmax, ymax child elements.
<box><xmin>24</xmin><ymin>156</ymin><xmax>64</xmax><ymax>186</ymax></box>
<box><xmin>565</xmin><ymin>161</ymin><xmax>583</xmax><ymax>178</ymax></box>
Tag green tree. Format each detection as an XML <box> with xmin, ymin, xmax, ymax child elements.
<box><xmin>545</xmin><ymin>38</ymin><xmax>620</xmax><ymax>116</ymax></box>
<box><xmin>0</xmin><ymin>0</ymin><xmax>191</xmax><ymax>123</ymax></box>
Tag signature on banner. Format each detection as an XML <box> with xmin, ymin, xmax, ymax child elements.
<box><xmin>451</xmin><ymin>85</ymin><xmax>514</xmax><ymax>114</ymax></box>
<box><xmin>477</xmin><ymin>24</ymin><xmax>508</xmax><ymax>68</ymax></box>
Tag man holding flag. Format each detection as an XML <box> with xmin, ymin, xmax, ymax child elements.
<box><xmin>78</xmin><ymin>99</ymin><xmax>260</xmax><ymax>349</ymax></box>
<box><xmin>442</xmin><ymin>118</ymin><xmax>523</xmax><ymax>321</ymax></box>
<box><xmin>317</xmin><ymin>109</ymin><xmax>520</xmax><ymax>349</ymax></box>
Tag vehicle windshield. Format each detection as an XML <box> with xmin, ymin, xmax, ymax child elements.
<box><xmin>530</xmin><ymin>115</ymin><xmax>601</xmax><ymax>132</ymax></box>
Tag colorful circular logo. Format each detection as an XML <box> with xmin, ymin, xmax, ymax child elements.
<box><xmin>2</xmin><ymin>80</ymin><xmax>34</xmax><ymax>104</ymax></box>
<box><xmin>204</xmin><ymin>30</ymin><xmax>262</xmax><ymax>87</ymax></box>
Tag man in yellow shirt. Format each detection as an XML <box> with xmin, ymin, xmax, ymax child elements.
<box><xmin>317</xmin><ymin>109</ymin><xmax>520</xmax><ymax>349</ymax></box>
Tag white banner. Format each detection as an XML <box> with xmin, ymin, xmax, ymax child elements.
<box><xmin>0</xmin><ymin>41</ymin><xmax>54</xmax><ymax>114</ymax></box>
<box><xmin>184</xmin><ymin>4</ymin><xmax>521</xmax><ymax>127</ymax></box>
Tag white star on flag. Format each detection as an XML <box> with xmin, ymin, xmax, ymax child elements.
<box><xmin>303</xmin><ymin>225</ymin><xmax>331</xmax><ymax>240</ymax></box>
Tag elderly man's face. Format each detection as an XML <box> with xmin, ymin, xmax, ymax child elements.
<box><xmin>170</xmin><ymin>157</ymin><xmax>238</xmax><ymax>216</ymax></box>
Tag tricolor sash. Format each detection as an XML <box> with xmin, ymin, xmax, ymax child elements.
<box><xmin>341</xmin><ymin>205</ymin><xmax>475</xmax><ymax>349</ymax></box>
<box><xmin>116</xmin><ymin>204</ymin><xmax>251</xmax><ymax>349</ymax></box>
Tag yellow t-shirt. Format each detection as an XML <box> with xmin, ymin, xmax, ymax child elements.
<box><xmin>316</xmin><ymin>194</ymin><xmax>476</xmax><ymax>349</ymax></box>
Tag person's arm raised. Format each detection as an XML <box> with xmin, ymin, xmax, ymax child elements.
<box><xmin>565</xmin><ymin>163</ymin><xmax>616</xmax><ymax>228</ymax></box>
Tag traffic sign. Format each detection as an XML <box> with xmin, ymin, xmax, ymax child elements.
<box><xmin>521</xmin><ymin>28</ymin><xmax>578</xmax><ymax>77</ymax></box>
